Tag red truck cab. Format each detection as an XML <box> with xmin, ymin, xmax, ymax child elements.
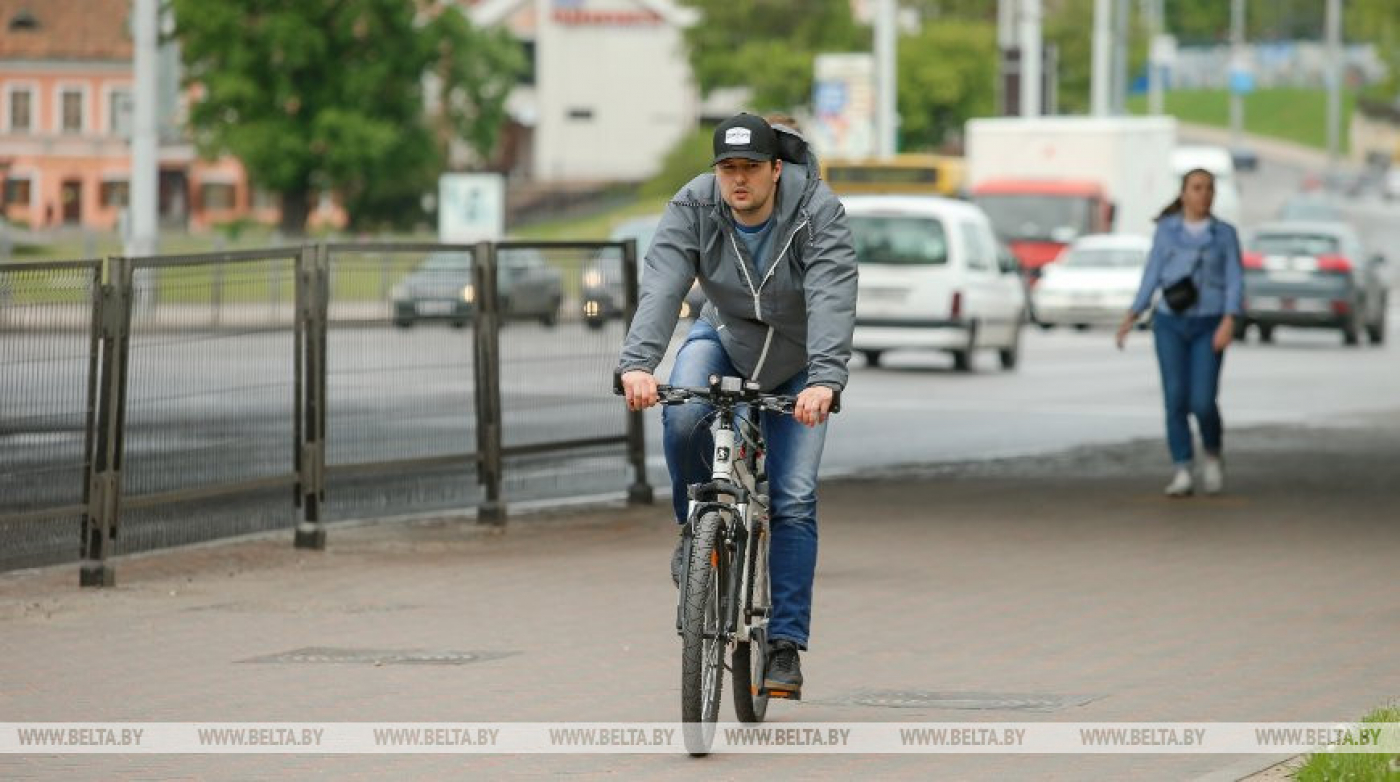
<box><xmin>971</xmin><ymin>179</ymin><xmax>1114</xmax><ymax>283</ymax></box>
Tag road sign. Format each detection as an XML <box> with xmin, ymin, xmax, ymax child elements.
<box><xmin>438</xmin><ymin>173</ymin><xmax>504</xmax><ymax>243</ymax></box>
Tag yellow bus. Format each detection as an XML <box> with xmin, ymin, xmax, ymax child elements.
<box><xmin>820</xmin><ymin>154</ymin><xmax>966</xmax><ymax>198</ymax></box>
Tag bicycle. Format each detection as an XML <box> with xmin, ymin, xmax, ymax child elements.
<box><xmin>618</xmin><ymin>373</ymin><xmax>838</xmax><ymax>755</ymax></box>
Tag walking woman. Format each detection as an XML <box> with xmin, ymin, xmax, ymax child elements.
<box><xmin>1116</xmin><ymin>168</ymin><xmax>1244</xmax><ymax>497</ymax></box>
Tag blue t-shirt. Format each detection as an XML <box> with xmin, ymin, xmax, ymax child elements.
<box><xmin>734</xmin><ymin>217</ymin><xmax>776</xmax><ymax>279</ymax></box>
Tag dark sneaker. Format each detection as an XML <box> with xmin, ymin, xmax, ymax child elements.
<box><xmin>763</xmin><ymin>639</ymin><xmax>803</xmax><ymax>699</ymax></box>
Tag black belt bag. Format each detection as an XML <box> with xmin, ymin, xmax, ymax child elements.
<box><xmin>1162</xmin><ymin>274</ymin><xmax>1199</xmax><ymax>313</ymax></box>
<box><xmin>1163</xmin><ymin>237</ymin><xmax>1210</xmax><ymax>313</ymax></box>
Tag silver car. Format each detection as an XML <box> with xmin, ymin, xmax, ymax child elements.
<box><xmin>1239</xmin><ymin>221</ymin><xmax>1388</xmax><ymax>345</ymax></box>
<box><xmin>392</xmin><ymin>250</ymin><xmax>563</xmax><ymax>328</ymax></box>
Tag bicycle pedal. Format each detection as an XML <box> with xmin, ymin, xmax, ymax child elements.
<box><xmin>765</xmin><ymin>689</ymin><xmax>801</xmax><ymax>701</ymax></box>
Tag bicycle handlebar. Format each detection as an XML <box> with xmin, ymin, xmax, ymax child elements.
<box><xmin>613</xmin><ymin>372</ymin><xmax>841</xmax><ymax>415</ymax></box>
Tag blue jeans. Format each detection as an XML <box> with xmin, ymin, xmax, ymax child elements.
<box><xmin>663</xmin><ymin>320</ymin><xmax>827</xmax><ymax>650</ymax></box>
<box><xmin>1152</xmin><ymin>312</ymin><xmax>1225</xmax><ymax>465</ymax></box>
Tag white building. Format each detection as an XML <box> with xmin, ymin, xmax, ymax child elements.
<box><xmin>469</xmin><ymin>0</ymin><xmax>701</xmax><ymax>184</ymax></box>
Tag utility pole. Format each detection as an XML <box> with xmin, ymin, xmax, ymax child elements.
<box><xmin>1018</xmin><ymin>0</ymin><xmax>1042</xmax><ymax>117</ymax></box>
<box><xmin>128</xmin><ymin>0</ymin><xmax>158</xmax><ymax>258</ymax></box>
<box><xmin>1324</xmin><ymin>0</ymin><xmax>1342</xmax><ymax>169</ymax></box>
<box><xmin>1091</xmin><ymin>0</ymin><xmax>1111</xmax><ymax>116</ymax></box>
<box><xmin>1110</xmin><ymin>0</ymin><xmax>1130</xmax><ymax>114</ymax></box>
<box><xmin>1146</xmin><ymin>0</ymin><xmax>1165</xmax><ymax>115</ymax></box>
<box><xmin>875</xmin><ymin>0</ymin><xmax>897</xmax><ymax>157</ymax></box>
<box><xmin>1229</xmin><ymin>0</ymin><xmax>1245</xmax><ymax>151</ymax></box>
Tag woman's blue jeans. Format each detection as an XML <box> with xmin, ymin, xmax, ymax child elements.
<box><xmin>663</xmin><ymin>320</ymin><xmax>826</xmax><ymax>650</ymax></box>
<box><xmin>1152</xmin><ymin>312</ymin><xmax>1226</xmax><ymax>465</ymax></box>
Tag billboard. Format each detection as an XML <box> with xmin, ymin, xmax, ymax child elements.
<box><xmin>810</xmin><ymin>53</ymin><xmax>876</xmax><ymax>160</ymax></box>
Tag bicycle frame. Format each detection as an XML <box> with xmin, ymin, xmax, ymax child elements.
<box><xmin>679</xmin><ymin>409</ymin><xmax>768</xmax><ymax>648</ymax></box>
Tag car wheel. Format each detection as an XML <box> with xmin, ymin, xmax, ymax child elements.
<box><xmin>451</xmin><ymin>319</ymin><xmax>467</xmax><ymax>329</ymax></box>
<box><xmin>1232</xmin><ymin>318</ymin><xmax>1248</xmax><ymax>341</ymax></box>
<box><xmin>951</xmin><ymin>349</ymin><xmax>972</xmax><ymax>372</ymax></box>
<box><xmin>585</xmin><ymin>317</ymin><xmax>604</xmax><ymax>331</ymax></box>
<box><xmin>539</xmin><ymin>301</ymin><xmax>560</xmax><ymax>328</ymax></box>
<box><xmin>393</xmin><ymin>318</ymin><xmax>413</xmax><ymax>329</ymax></box>
<box><xmin>1258</xmin><ymin>324</ymin><xmax>1275</xmax><ymax>344</ymax></box>
<box><xmin>1342</xmin><ymin>308</ymin><xmax>1362</xmax><ymax>346</ymax></box>
<box><xmin>861</xmin><ymin>350</ymin><xmax>884</xmax><ymax>368</ymax></box>
<box><xmin>999</xmin><ymin>324</ymin><xmax>1022</xmax><ymax>371</ymax></box>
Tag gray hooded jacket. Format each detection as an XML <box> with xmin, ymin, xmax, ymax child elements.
<box><xmin>616</xmin><ymin>135</ymin><xmax>858</xmax><ymax>392</ymax></box>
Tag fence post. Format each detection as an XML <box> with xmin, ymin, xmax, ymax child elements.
<box><xmin>294</xmin><ymin>243</ymin><xmax>328</xmax><ymax>549</ymax></box>
<box><xmin>620</xmin><ymin>238</ymin><xmax>653</xmax><ymax>505</ymax></box>
<box><xmin>473</xmin><ymin>241</ymin><xmax>506</xmax><ymax>525</ymax></box>
<box><xmin>80</xmin><ymin>255</ymin><xmax>133</xmax><ymax>587</ymax></box>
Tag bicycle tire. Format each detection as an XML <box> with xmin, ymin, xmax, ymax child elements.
<box><xmin>731</xmin><ymin>517</ymin><xmax>770</xmax><ymax>723</ymax></box>
<box><xmin>680</xmin><ymin>510</ymin><xmax>726</xmax><ymax>756</ymax></box>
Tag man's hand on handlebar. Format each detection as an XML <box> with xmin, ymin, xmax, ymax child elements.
<box><xmin>620</xmin><ymin>370</ymin><xmax>659</xmax><ymax>412</ymax></box>
<box><xmin>794</xmin><ymin>385</ymin><xmax>834</xmax><ymax>428</ymax></box>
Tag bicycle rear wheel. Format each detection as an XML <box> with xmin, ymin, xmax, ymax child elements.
<box><xmin>680</xmin><ymin>510</ymin><xmax>726</xmax><ymax>756</ymax></box>
<box><xmin>731</xmin><ymin>517</ymin><xmax>770</xmax><ymax>723</ymax></box>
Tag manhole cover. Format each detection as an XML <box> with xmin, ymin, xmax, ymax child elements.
<box><xmin>240</xmin><ymin>647</ymin><xmax>516</xmax><ymax>665</ymax></box>
<box><xmin>830</xmin><ymin>690</ymin><xmax>1100</xmax><ymax>712</ymax></box>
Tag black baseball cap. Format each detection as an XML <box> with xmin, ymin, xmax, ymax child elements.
<box><xmin>711</xmin><ymin>113</ymin><xmax>778</xmax><ymax>166</ymax></box>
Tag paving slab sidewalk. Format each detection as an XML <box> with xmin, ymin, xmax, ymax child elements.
<box><xmin>2</xmin><ymin>418</ymin><xmax>1398</xmax><ymax>781</ymax></box>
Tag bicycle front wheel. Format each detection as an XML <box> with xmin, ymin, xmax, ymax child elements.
<box><xmin>680</xmin><ymin>510</ymin><xmax>726</xmax><ymax>756</ymax></box>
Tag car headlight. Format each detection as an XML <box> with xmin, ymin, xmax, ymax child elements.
<box><xmin>461</xmin><ymin>284</ymin><xmax>475</xmax><ymax>303</ymax></box>
<box><xmin>583</xmin><ymin>270</ymin><xmax>603</xmax><ymax>288</ymax></box>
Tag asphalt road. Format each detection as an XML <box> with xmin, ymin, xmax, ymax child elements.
<box><xmin>4</xmin><ymin>141</ymin><xmax>1399</xmax><ymax>567</ymax></box>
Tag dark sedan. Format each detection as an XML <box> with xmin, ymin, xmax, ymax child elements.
<box><xmin>1239</xmin><ymin>221</ymin><xmax>1388</xmax><ymax>345</ymax></box>
<box><xmin>392</xmin><ymin>250</ymin><xmax>563</xmax><ymax>328</ymax></box>
<box><xmin>582</xmin><ymin>214</ymin><xmax>704</xmax><ymax>329</ymax></box>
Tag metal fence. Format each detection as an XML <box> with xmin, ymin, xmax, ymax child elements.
<box><xmin>0</xmin><ymin>240</ymin><xmax>647</xmax><ymax>585</ymax></box>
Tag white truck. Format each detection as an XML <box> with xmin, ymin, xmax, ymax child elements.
<box><xmin>964</xmin><ymin>116</ymin><xmax>1178</xmax><ymax>279</ymax></box>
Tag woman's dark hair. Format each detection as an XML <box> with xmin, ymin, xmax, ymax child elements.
<box><xmin>1155</xmin><ymin>167</ymin><xmax>1215</xmax><ymax>221</ymax></box>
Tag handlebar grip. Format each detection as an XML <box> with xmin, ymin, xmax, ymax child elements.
<box><xmin>612</xmin><ymin>371</ymin><xmax>624</xmax><ymax>396</ymax></box>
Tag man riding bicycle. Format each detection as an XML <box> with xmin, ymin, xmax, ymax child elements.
<box><xmin>617</xmin><ymin>112</ymin><xmax>857</xmax><ymax>699</ymax></box>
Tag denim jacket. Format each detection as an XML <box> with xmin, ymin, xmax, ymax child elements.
<box><xmin>1130</xmin><ymin>214</ymin><xmax>1244</xmax><ymax>317</ymax></box>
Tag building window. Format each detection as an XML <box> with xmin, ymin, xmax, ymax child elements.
<box><xmin>201</xmin><ymin>182</ymin><xmax>236</xmax><ymax>211</ymax></box>
<box><xmin>101</xmin><ymin>180</ymin><xmax>130</xmax><ymax>208</ymax></box>
<box><xmin>8</xmin><ymin>88</ymin><xmax>31</xmax><ymax>132</ymax></box>
<box><xmin>109</xmin><ymin>89</ymin><xmax>133</xmax><ymax>137</ymax></box>
<box><xmin>4</xmin><ymin>176</ymin><xmax>31</xmax><ymax>205</ymax></box>
<box><xmin>567</xmin><ymin>107</ymin><xmax>594</xmax><ymax>121</ymax></box>
<box><xmin>251</xmin><ymin>188</ymin><xmax>278</xmax><ymax>211</ymax></box>
<box><xmin>519</xmin><ymin>40</ymin><xmax>536</xmax><ymax>86</ymax></box>
<box><xmin>60</xmin><ymin>88</ymin><xmax>83</xmax><ymax>133</ymax></box>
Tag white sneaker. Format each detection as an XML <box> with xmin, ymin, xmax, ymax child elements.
<box><xmin>1164</xmin><ymin>467</ymin><xmax>1194</xmax><ymax>497</ymax></box>
<box><xmin>1202</xmin><ymin>456</ymin><xmax>1224</xmax><ymax>495</ymax></box>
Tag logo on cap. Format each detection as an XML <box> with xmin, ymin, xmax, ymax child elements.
<box><xmin>725</xmin><ymin>128</ymin><xmax>752</xmax><ymax>146</ymax></box>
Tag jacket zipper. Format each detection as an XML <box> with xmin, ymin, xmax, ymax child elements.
<box><xmin>723</xmin><ymin>214</ymin><xmax>810</xmax><ymax>383</ymax></box>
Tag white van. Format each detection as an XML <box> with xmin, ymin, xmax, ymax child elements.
<box><xmin>844</xmin><ymin>195</ymin><xmax>1029</xmax><ymax>371</ymax></box>
<box><xmin>1171</xmin><ymin>145</ymin><xmax>1243</xmax><ymax>227</ymax></box>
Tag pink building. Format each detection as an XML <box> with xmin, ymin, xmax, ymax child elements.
<box><xmin>0</xmin><ymin>0</ymin><xmax>329</xmax><ymax>232</ymax></box>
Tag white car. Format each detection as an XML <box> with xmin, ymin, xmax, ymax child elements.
<box><xmin>1034</xmin><ymin>233</ymin><xmax>1152</xmax><ymax>329</ymax></box>
<box><xmin>1383</xmin><ymin>168</ymin><xmax>1400</xmax><ymax>201</ymax></box>
<box><xmin>1172</xmin><ymin>145</ymin><xmax>1243</xmax><ymax>227</ymax></box>
<box><xmin>844</xmin><ymin>195</ymin><xmax>1028</xmax><ymax>371</ymax></box>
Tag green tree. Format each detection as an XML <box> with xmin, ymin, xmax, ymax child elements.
<box><xmin>679</xmin><ymin>0</ymin><xmax>866</xmax><ymax>111</ymax></box>
<box><xmin>896</xmin><ymin>20</ymin><xmax>997</xmax><ymax>149</ymax></box>
<box><xmin>170</xmin><ymin>0</ymin><xmax>522</xmax><ymax>233</ymax></box>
